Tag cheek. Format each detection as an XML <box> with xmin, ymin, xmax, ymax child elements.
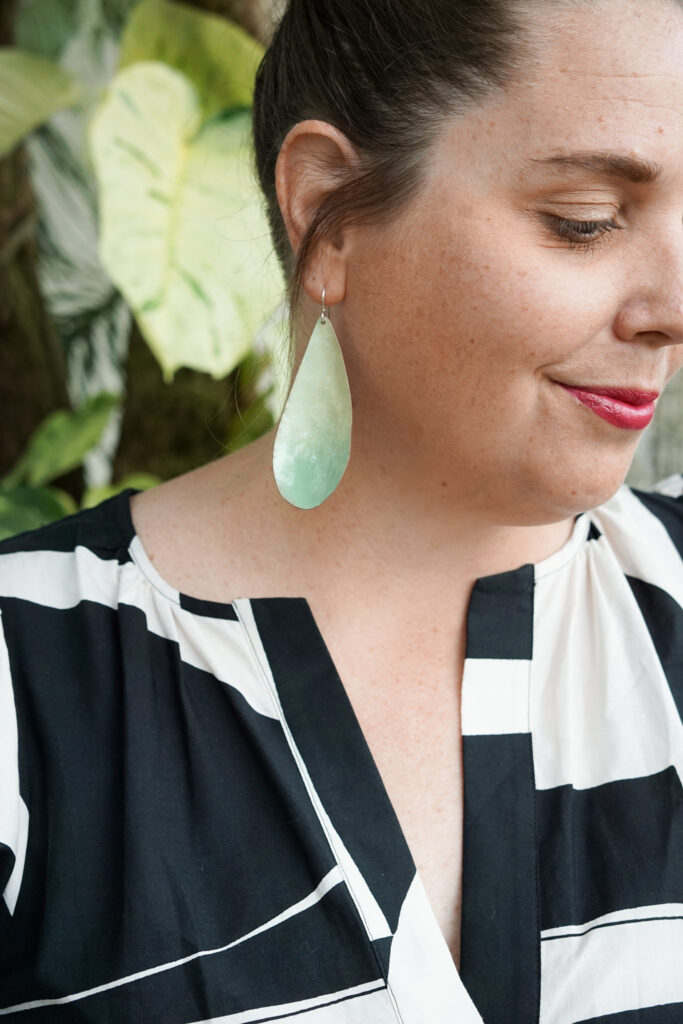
<box><xmin>349</xmin><ymin>207</ymin><xmax>618</xmax><ymax>409</ymax></box>
<box><xmin>438</xmin><ymin>234</ymin><xmax>620</xmax><ymax>380</ymax></box>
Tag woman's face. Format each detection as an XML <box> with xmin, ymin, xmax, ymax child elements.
<box><xmin>337</xmin><ymin>0</ymin><xmax>683</xmax><ymax>523</ymax></box>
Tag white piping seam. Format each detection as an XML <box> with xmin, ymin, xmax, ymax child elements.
<box><xmin>232</xmin><ymin>599</ymin><xmax>406</xmax><ymax>1024</ymax></box>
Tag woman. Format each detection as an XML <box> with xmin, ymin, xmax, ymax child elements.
<box><xmin>1</xmin><ymin>0</ymin><xmax>682</xmax><ymax>1020</ymax></box>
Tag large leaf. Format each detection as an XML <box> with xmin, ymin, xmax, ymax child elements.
<box><xmin>0</xmin><ymin>486</ymin><xmax>78</xmax><ymax>541</ymax></box>
<box><xmin>88</xmin><ymin>61</ymin><xmax>284</xmax><ymax>381</ymax></box>
<box><xmin>118</xmin><ymin>0</ymin><xmax>263</xmax><ymax>119</ymax></box>
<box><xmin>15</xmin><ymin>0</ymin><xmax>78</xmax><ymax>61</ymax></box>
<box><xmin>0</xmin><ymin>48</ymin><xmax>81</xmax><ymax>158</ymax></box>
<box><xmin>2</xmin><ymin>392</ymin><xmax>122</xmax><ymax>489</ymax></box>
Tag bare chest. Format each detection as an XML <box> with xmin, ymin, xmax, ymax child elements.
<box><xmin>340</xmin><ymin>665</ymin><xmax>465</xmax><ymax>971</ymax></box>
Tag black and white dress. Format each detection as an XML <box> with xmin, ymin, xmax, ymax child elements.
<box><xmin>1</xmin><ymin>478</ymin><xmax>682</xmax><ymax>1024</ymax></box>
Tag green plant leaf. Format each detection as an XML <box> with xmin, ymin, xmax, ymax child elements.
<box><xmin>2</xmin><ymin>392</ymin><xmax>122</xmax><ymax>489</ymax></box>
<box><xmin>0</xmin><ymin>48</ymin><xmax>82</xmax><ymax>158</ymax></box>
<box><xmin>0</xmin><ymin>486</ymin><xmax>78</xmax><ymax>541</ymax></box>
<box><xmin>15</xmin><ymin>0</ymin><xmax>78</xmax><ymax>61</ymax></box>
<box><xmin>81</xmin><ymin>472</ymin><xmax>161</xmax><ymax>509</ymax></box>
<box><xmin>88</xmin><ymin>61</ymin><xmax>283</xmax><ymax>382</ymax></box>
<box><xmin>118</xmin><ymin>0</ymin><xmax>263</xmax><ymax>119</ymax></box>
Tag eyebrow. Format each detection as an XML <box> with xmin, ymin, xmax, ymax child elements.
<box><xmin>525</xmin><ymin>151</ymin><xmax>664</xmax><ymax>185</ymax></box>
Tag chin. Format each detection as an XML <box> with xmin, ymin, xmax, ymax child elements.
<box><xmin>518</xmin><ymin>455</ymin><xmax>635</xmax><ymax>520</ymax></box>
<box><xmin>554</xmin><ymin>473</ymin><xmax>632</xmax><ymax>516</ymax></box>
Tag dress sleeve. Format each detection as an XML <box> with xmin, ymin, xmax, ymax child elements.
<box><xmin>0</xmin><ymin>608</ymin><xmax>29</xmax><ymax>946</ymax></box>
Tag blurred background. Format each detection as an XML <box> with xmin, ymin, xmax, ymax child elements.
<box><xmin>0</xmin><ymin>0</ymin><xmax>287</xmax><ymax>539</ymax></box>
<box><xmin>0</xmin><ymin>0</ymin><xmax>681</xmax><ymax>541</ymax></box>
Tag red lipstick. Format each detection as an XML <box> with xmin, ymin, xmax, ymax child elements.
<box><xmin>555</xmin><ymin>383</ymin><xmax>658</xmax><ymax>430</ymax></box>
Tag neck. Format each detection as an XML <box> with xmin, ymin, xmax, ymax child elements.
<box><xmin>212</xmin><ymin>419</ymin><xmax>579</xmax><ymax>606</ymax></box>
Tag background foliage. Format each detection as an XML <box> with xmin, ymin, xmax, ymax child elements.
<box><xmin>0</xmin><ymin>0</ymin><xmax>287</xmax><ymax>539</ymax></box>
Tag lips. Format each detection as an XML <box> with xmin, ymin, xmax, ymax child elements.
<box><xmin>554</xmin><ymin>382</ymin><xmax>658</xmax><ymax>430</ymax></box>
<box><xmin>558</xmin><ymin>385</ymin><xmax>660</xmax><ymax>407</ymax></box>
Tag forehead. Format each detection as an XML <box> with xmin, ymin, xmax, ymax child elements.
<box><xmin>433</xmin><ymin>0</ymin><xmax>683</xmax><ymax>190</ymax></box>
<box><xmin>513</xmin><ymin>3</ymin><xmax>681</xmax><ymax>140</ymax></box>
<box><xmin>516</xmin><ymin>0</ymin><xmax>683</xmax><ymax>101</ymax></box>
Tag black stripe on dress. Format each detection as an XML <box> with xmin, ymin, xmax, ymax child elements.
<box><xmin>537</xmin><ymin>766</ymin><xmax>683</xmax><ymax>931</ymax></box>
<box><xmin>459</xmin><ymin>564</ymin><xmax>540</xmax><ymax>1024</ymax></box>
<box><xmin>0</xmin><ymin>884</ymin><xmax>385</xmax><ymax>1023</ymax></box>
<box><xmin>0</xmin><ymin>597</ymin><xmax>378</xmax><ymax>1017</ymax></box>
<box><xmin>249</xmin><ymin>596</ymin><xmax>416</xmax><ymax>939</ymax></box>
<box><xmin>631</xmin><ymin>488</ymin><xmax>683</xmax><ymax>560</ymax></box>
<box><xmin>627</xmin><ymin>576</ymin><xmax>683</xmax><ymax>721</ymax></box>
<box><xmin>0</xmin><ymin>490</ymin><xmax>138</xmax><ymax>562</ymax></box>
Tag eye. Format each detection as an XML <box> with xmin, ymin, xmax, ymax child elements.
<box><xmin>543</xmin><ymin>215</ymin><xmax>624</xmax><ymax>253</ymax></box>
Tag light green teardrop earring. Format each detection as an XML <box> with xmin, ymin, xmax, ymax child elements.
<box><xmin>272</xmin><ymin>288</ymin><xmax>352</xmax><ymax>509</ymax></box>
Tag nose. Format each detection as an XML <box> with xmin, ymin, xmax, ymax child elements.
<box><xmin>613</xmin><ymin>222</ymin><xmax>683</xmax><ymax>347</ymax></box>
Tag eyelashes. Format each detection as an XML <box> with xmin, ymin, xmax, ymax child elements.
<box><xmin>543</xmin><ymin>214</ymin><xmax>624</xmax><ymax>253</ymax></box>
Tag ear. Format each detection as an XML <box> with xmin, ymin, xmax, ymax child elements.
<box><xmin>275</xmin><ymin>120</ymin><xmax>359</xmax><ymax>308</ymax></box>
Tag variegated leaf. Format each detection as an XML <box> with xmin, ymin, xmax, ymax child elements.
<box><xmin>88</xmin><ymin>61</ymin><xmax>283</xmax><ymax>381</ymax></box>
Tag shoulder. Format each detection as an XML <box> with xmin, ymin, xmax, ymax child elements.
<box><xmin>0</xmin><ymin>488</ymin><xmax>137</xmax><ymax>611</ymax></box>
<box><xmin>126</xmin><ymin>449</ymin><xmax>301</xmax><ymax>604</ymax></box>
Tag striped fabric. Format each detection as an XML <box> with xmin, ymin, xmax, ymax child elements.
<box><xmin>0</xmin><ymin>477</ymin><xmax>682</xmax><ymax>1023</ymax></box>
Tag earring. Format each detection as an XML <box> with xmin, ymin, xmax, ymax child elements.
<box><xmin>272</xmin><ymin>288</ymin><xmax>352</xmax><ymax>509</ymax></box>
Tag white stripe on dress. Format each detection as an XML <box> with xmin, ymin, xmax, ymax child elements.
<box><xmin>0</xmin><ymin>611</ymin><xmax>29</xmax><ymax>915</ymax></box>
<box><xmin>540</xmin><ymin>915</ymin><xmax>683</xmax><ymax>1024</ymax></box>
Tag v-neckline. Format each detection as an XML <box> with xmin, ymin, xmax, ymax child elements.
<box><xmin>117</xmin><ymin>485</ymin><xmax>593</xmax><ymax>1023</ymax></box>
<box><xmin>241</xmin><ymin>594</ymin><xmax>431</xmax><ymax>937</ymax></box>
<box><xmin>118</xmin><ymin>487</ymin><xmax>433</xmax><ymax>909</ymax></box>
<box><xmin>118</xmin><ymin>488</ymin><xmax>456</xmax><ymax>967</ymax></box>
<box><xmin>239</xmin><ymin>594</ymin><xmax>481</xmax><ymax>1017</ymax></box>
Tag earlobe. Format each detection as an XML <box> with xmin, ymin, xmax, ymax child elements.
<box><xmin>275</xmin><ymin>120</ymin><xmax>358</xmax><ymax>305</ymax></box>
